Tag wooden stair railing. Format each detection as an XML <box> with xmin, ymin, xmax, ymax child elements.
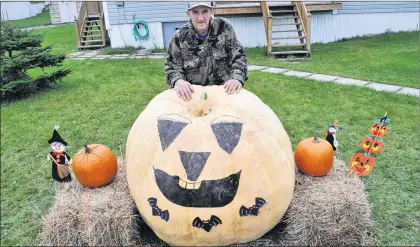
<box><xmin>74</xmin><ymin>2</ymin><xmax>88</xmax><ymax>48</ymax></box>
<box><xmin>261</xmin><ymin>1</ymin><xmax>311</xmax><ymax>56</ymax></box>
<box><xmin>260</xmin><ymin>1</ymin><xmax>272</xmax><ymax>53</ymax></box>
<box><xmin>295</xmin><ymin>1</ymin><xmax>312</xmax><ymax>56</ymax></box>
<box><xmin>74</xmin><ymin>1</ymin><xmax>106</xmax><ymax>49</ymax></box>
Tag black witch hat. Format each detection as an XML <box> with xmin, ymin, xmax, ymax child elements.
<box><xmin>48</xmin><ymin>125</ymin><xmax>68</xmax><ymax>146</ymax></box>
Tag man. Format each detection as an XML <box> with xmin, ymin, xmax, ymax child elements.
<box><xmin>164</xmin><ymin>1</ymin><xmax>248</xmax><ymax>101</ymax></box>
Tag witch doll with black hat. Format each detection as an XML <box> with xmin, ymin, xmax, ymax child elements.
<box><xmin>47</xmin><ymin>125</ymin><xmax>72</xmax><ymax>182</ymax></box>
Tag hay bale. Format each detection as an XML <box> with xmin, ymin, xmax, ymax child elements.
<box><xmin>130</xmin><ymin>158</ymin><xmax>374</xmax><ymax>246</ymax></box>
<box><xmin>41</xmin><ymin>157</ymin><xmax>374</xmax><ymax>246</ymax></box>
<box><xmin>240</xmin><ymin>157</ymin><xmax>375</xmax><ymax>246</ymax></box>
<box><xmin>283</xmin><ymin>158</ymin><xmax>375</xmax><ymax>246</ymax></box>
<box><xmin>40</xmin><ymin>158</ymin><xmax>136</xmax><ymax>246</ymax></box>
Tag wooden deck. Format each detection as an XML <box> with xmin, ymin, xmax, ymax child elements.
<box><xmin>214</xmin><ymin>2</ymin><xmax>342</xmax><ymax>15</ymax></box>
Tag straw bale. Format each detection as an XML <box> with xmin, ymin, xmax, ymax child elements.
<box><xmin>40</xmin><ymin>158</ymin><xmax>137</xmax><ymax>246</ymax></box>
<box><xmin>41</xmin><ymin>157</ymin><xmax>374</xmax><ymax>246</ymax></box>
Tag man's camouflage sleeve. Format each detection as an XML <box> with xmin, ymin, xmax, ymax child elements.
<box><xmin>164</xmin><ymin>33</ymin><xmax>185</xmax><ymax>88</ymax></box>
<box><xmin>225</xmin><ymin>22</ymin><xmax>248</xmax><ymax>85</ymax></box>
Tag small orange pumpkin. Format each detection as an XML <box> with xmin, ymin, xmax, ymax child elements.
<box><xmin>294</xmin><ymin>131</ymin><xmax>334</xmax><ymax>176</ymax></box>
<box><xmin>72</xmin><ymin>144</ymin><xmax>118</xmax><ymax>187</ymax></box>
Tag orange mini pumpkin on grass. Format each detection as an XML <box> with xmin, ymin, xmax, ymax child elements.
<box><xmin>295</xmin><ymin>131</ymin><xmax>334</xmax><ymax>177</ymax></box>
<box><xmin>72</xmin><ymin>144</ymin><xmax>118</xmax><ymax>188</ymax></box>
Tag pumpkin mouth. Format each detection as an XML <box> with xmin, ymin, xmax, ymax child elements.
<box><xmin>154</xmin><ymin>168</ymin><xmax>241</xmax><ymax>207</ymax></box>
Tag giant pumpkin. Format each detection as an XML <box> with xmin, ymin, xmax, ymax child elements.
<box><xmin>126</xmin><ymin>85</ymin><xmax>295</xmax><ymax>246</ymax></box>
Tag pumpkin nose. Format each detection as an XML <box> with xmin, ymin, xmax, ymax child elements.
<box><xmin>179</xmin><ymin>151</ymin><xmax>211</xmax><ymax>181</ymax></box>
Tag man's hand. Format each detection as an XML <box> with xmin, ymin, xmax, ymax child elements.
<box><xmin>224</xmin><ymin>79</ymin><xmax>242</xmax><ymax>94</ymax></box>
<box><xmin>174</xmin><ymin>79</ymin><xmax>194</xmax><ymax>101</ymax></box>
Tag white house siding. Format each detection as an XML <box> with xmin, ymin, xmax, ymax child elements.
<box><xmin>106</xmin><ymin>1</ymin><xmax>187</xmax><ymax>48</ymax></box>
<box><xmin>30</xmin><ymin>2</ymin><xmax>47</xmax><ymax>17</ymax></box>
<box><xmin>0</xmin><ymin>2</ymin><xmax>31</xmax><ymax>21</ymax></box>
<box><xmin>108</xmin><ymin>22</ymin><xmax>165</xmax><ymax>49</ymax></box>
<box><xmin>107</xmin><ymin>1</ymin><xmax>187</xmax><ymax>25</ymax></box>
<box><xmin>105</xmin><ymin>1</ymin><xmax>420</xmax><ymax>49</ymax></box>
<box><xmin>310</xmin><ymin>11</ymin><xmax>419</xmax><ymax>44</ymax></box>
<box><xmin>50</xmin><ymin>1</ymin><xmax>81</xmax><ymax>25</ymax></box>
<box><xmin>227</xmin><ymin>16</ymin><xmax>309</xmax><ymax>46</ymax></box>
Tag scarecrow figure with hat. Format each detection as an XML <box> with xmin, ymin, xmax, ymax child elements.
<box><xmin>326</xmin><ymin>120</ymin><xmax>339</xmax><ymax>151</ymax></box>
<box><xmin>47</xmin><ymin>125</ymin><xmax>72</xmax><ymax>182</ymax></box>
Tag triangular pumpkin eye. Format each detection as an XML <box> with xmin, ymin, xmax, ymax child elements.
<box><xmin>211</xmin><ymin>122</ymin><xmax>243</xmax><ymax>154</ymax></box>
<box><xmin>157</xmin><ymin>120</ymin><xmax>188</xmax><ymax>151</ymax></box>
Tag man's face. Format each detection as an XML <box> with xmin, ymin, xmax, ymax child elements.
<box><xmin>187</xmin><ymin>6</ymin><xmax>213</xmax><ymax>35</ymax></box>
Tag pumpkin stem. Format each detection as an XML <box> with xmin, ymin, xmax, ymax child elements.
<box><xmin>84</xmin><ymin>144</ymin><xmax>91</xmax><ymax>154</ymax></box>
<box><xmin>189</xmin><ymin>92</ymin><xmax>210</xmax><ymax>117</ymax></box>
<box><xmin>313</xmin><ymin>130</ymin><xmax>320</xmax><ymax>143</ymax></box>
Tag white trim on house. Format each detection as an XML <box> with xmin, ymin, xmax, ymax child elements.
<box><xmin>103</xmin><ymin>1</ymin><xmax>111</xmax><ymax>31</ymax></box>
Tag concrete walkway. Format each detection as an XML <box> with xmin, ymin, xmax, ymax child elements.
<box><xmin>65</xmin><ymin>50</ymin><xmax>419</xmax><ymax>97</ymax></box>
<box><xmin>66</xmin><ymin>50</ymin><xmax>166</xmax><ymax>60</ymax></box>
<box><xmin>22</xmin><ymin>24</ymin><xmax>68</xmax><ymax>30</ymax></box>
<box><xmin>248</xmin><ymin>65</ymin><xmax>419</xmax><ymax>97</ymax></box>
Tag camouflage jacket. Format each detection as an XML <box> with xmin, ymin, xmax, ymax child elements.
<box><xmin>164</xmin><ymin>17</ymin><xmax>248</xmax><ymax>87</ymax></box>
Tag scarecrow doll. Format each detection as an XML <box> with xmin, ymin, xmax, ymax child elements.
<box><xmin>326</xmin><ymin>120</ymin><xmax>339</xmax><ymax>151</ymax></box>
<box><xmin>47</xmin><ymin>126</ymin><xmax>72</xmax><ymax>182</ymax></box>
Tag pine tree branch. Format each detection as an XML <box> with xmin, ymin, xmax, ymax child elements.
<box><xmin>0</xmin><ymin>23</ymin><xmax>43</xmax><ymax>55</ymax></box>
<box><xmin>1</xmin><ymin>47</ymin><xmax>67</xmax><ymax>79</ymax></box>
<box><xmin>1</xmin><ymin>22</ymin><xmax>71</xmax><ymax>101</ymax></box>
<box><xmin>1</xmin><ymin>69</ymin><xmax>72</xmax><ymax>101</ymax></box>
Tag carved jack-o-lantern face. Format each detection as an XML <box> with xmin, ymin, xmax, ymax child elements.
<box><xmin>369</xmin><ymin>123</ymin><xmax>388</xmax><ymax>137</ymax></box>
<box><xmin>154</xmin><ymin>115</ymin><xmax>243</xmax><ymax>208</ymax></box>
<box><xmin>349</xmin><ymin>153</ymin><xmax>376</xmax><ymax>176</ymax></box>
<box><xmin>360</xmin><ymin>136</ymin><xmax>383</xmax><ymax>154</ymax></box>
<box><xmin>126</xmin><ymin>86</ymin><xmax>295</xmax><ymax>246</ymax></box>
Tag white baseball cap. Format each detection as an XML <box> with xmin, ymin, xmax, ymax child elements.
<box><xmin>187</xmin><ymin>1</ymin><xmax>215</xmax><ymax>10</ymax></box>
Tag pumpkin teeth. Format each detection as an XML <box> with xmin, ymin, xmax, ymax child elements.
<box><xmin>178</xmin><ymin>179</ymin><xmax>186</xmax><ymax>188</ymax></box>
<box><xmin>178</xmin><ymin>179</ymin><xmax>201</xmax><ymax>189</ymax></box>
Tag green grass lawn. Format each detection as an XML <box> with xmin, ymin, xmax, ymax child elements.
<box><xmin>1</xmin><ymin>25</ymin><xmax>419</xmax><ymax>246</ymax></box>
<box><xmin>4</xmin><ymin>12</ymin><xmax>51</xmax><ymax>29</ymax></box>
<box><xmin>247</xmin><ymin>31</ymin><xmax>420</xmax><ymax>89</ymax></box>
<box><xmin>32</xmin><ymin>24</ymin><xmax>78</xmax><ymax>55</ymax></box>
